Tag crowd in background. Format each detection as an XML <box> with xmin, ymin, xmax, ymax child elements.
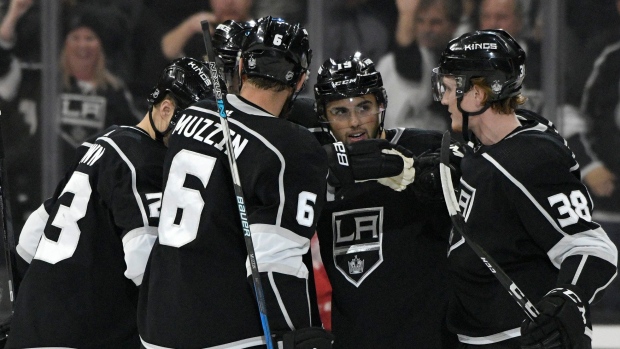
<box><xmin>1</xmin><ymin>0</ymin><xmax>619</xmax><ymax>325</ymax></box>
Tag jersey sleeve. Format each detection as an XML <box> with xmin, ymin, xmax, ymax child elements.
<box><xmin>247</xmin><ymin>129</ymin><xmax>328</xmax><ymax>333</ymax></box>
<box><xmin>94</xmin><ymin>136</ymin><xmax>159</xmax><ymax>286</ymax></box>
<box><xmin>495</xmin><ymin>137</ymin><xmax>618</xmax><ymax>304</ymax></box>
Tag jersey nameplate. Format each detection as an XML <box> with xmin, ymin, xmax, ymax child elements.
<box><xmin>172</xmin><ymin>114</ymin><xmax>248</xmax><ymax>159</ymax></box>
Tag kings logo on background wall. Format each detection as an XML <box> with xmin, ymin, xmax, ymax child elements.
<box><xmin>332</xmin><ymin>207</ymin><xmax>383</xmax><ymax>287</ymax></box>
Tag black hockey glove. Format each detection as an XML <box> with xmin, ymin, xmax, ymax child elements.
<box><xmin>413</xmin><ymin>143</ymin><xmax>463</xmax><ymax>203</ymax></box>
<box><xmin>520</xmin><ymin>287</ymin><xmax>591</xmax><ymax>349</ymax></box>
<box><xmin>323</xmin><ymin>139</ymin><xmax>415</xmax><ymax>191</ymax></box>
<box><xmin>282</xmin><ymin>327</ymin><xmax>334</xmax><ymax>349</ymax></box>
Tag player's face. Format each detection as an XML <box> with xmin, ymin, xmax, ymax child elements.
<box><xmin>325</xmin><ymin>94</ymin><xmax>382</xmax><ymax>145</ymax></box>
<box><xmin>440</xmin><ymin>76</ymin><xmax>463</xmax><ymax>132</ymax></box>
<box><xmin>64</xmin><ymin>27</ymin><xmax>103</xmax><ymax>74</ymax></box>
<box><xmin>479</xmin><ymin>0</ymin><xmax>522</xmax><ymax>37</ymax></box>
<box><xmin>440</xmin><ymin>76</ymin><xmax>480</xmax><ymax>133</ymax></box>
<box><xmin>416</xmin><ymin>4</ymin><xmax>457</xmax><ymax>51</ymax></box>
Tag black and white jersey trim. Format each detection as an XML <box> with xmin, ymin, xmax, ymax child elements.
<box><xmin>140</xmin><ymin>336</ymin><xmax>268</xmax><ymax>349</ymax></box>
<box><xmin>98</xmin><ymin>136</ymin><xmax>150</xmax><ymax>226</ymax></box>
<box><xmin>457</xmin><ymin>327</ymin><xmax>521</xmax><ymax>345</ymax></box>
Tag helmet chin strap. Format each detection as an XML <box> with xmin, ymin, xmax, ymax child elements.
<box><xmin>375</xmin><ymin>108</ymin><xmax>386</xmax><ymax>139</ymax></box>
<box><xmin>456</xmin><ymin>98</ymin><xmax>490</xmax><ymax>143</ymax></box>
<box><xmin>149</xmin><ymin>106</ymin><xmax>177</xmax><ymax>142</ymax></box>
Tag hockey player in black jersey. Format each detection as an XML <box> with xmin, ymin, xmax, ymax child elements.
<box><xmin>6</xmin><ymin>57</ymin><xmax>215</xmax><ymax>349</ymax></box>
<box><xmin>313</xmin><ymin>52</ymin><xmax>460</xmax><ymax>348</ymax></box>
<box><xmin>138</xmin><ymin>16</ymin><xmax>333</xmax><ymax>349</ymax></box>
<box><xmin>432</xmin><ymin>29</ymin><xmax>618</xmax><ymax>349</ymax></box>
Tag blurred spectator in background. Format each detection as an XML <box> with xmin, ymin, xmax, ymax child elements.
<box><xmin>323</xmin><ymin>0</ymin><xmax>397</xmax><ymax>64</ymax></box>
<box><xmin>59</xmin><ymin>3</ymin><xmax>140</xmax><ymax>172</ymax></box>
<box><xmin>253</xmin><ymin>0</ymin><xmax>307</xmax><ymax>26</ymax></box>
<box><xmin>476</xmin><ymin>0</ymin><xmax>543</xmax><ymax>112</ymax></box>
<box><xmin>579</xmin><ymin>0</ymin><xmax>620</xmax><ymax>323</ymax></box>
<box><xmin>0</xmin><ymin>0</ymin><xmax>42</xmax><ymax>234</ymax></box>
<box><xmin>377</xmin><ymin>0</ymin><xmax>461</xmax><ymax>132</ymax></box>
<box><xmin>0</xmin><ymin>1</ymin><xmax>139</xmax><ymax>233</ymax></box>
<box><xmin>130</xmin><ymin>0</ymin><xmax>253</xmax><ymax>113</ymax></box>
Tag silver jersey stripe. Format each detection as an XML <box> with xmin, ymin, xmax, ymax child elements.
<box><xmin>546</xmin><ymin>227</ymin><xmax>617</xmax><ymax>269</ymax></box>
<box><xmin>98</xmin><ymin>137</ymin><xmax>149</xmax><ymax>227</ymax></box>
<box><xmin>457</xmin><ymin>327</ymin><xmax>521</xmax><ymax>344</ymax></box>
<box><xmin>140</xmin><ymin>335</ymin><xmax>268</xmax><ymax>349</ymax></box>
<box><xmin>187</xmin><ymin>105</ymin><xmax>287</xmax><ymax>227</ymax></box>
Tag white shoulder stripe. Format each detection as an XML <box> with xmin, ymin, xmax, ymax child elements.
<box><xmin>98</xmin><ymin>137</ymin><xmax>149</xmax><ymax>226</ymax></box>
<box><xmin>248</xmin><ymin>223</ymin><xmax>310</xmax><ymax>279</ymax></box>
<box><xmin>546</xmin><ymin>227</ymin><xmax>618</xmax><ymax>269</ymax></box>
<box><xmin>482</xmin><ymin>153</ymin><xmax>567</xmax><ymax>236</ymax></box>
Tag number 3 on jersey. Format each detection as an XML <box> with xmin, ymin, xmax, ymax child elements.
<box><xmin>159</xmin><ymin>150</ymin><xmax>318</xmax><ymax>248</ymax></box>
<box><xmin>35</xmin><ymin>172</ymin><xmax>92</xmax><ymax>264</ymax></box>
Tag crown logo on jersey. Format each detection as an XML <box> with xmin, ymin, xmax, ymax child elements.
<box><xmin>248</xmin><ymin>56</ymin><xmax>257</xmax><ymax>69</ymax></box>
<box><xmin>348</xmin><ymin>255</ymin><xmax>364</xmax><ymax>274</ymax></box>
<box><xmin>491</xmin><ymin>80</ymin><xmax>502</xmax><ymax>94</ymax></box>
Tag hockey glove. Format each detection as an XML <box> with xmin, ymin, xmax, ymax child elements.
<box><xmin>520</xmin><ymin>287</ymin><xmax>591</xmax><ymax>349</ymax></box>
<box><xmin>282</xmin><ymin>327</ymin><xmax>334</xmax><ymax>349</ymax></box>
<box><xmin>412</xmin><ymin>143</ymin><xmax>463</xmax><ymax>203</ymax></box>
<box><xmin>323</xmin><ymin>139</ymin><xmax>415</xmax><ymax>190</ymax></box>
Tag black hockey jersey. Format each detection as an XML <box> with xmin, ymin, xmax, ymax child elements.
<box><xmin>447</xmin><ymin>113</ymin><xmax>618</xmax><ymax>345</ymax></box>
<box><xmin>7</xmin><ymin>126</ymin><xmax>165</xmax><ymax>349</ymax></box>
<box><xmin>316</xmin><ymin>128</ymin><xmax>458</xmax><ymax>348</ymax></box>
<box><xmin>138</xmin><ymin>94</ymin><xmax>328</xmax><ymax>348</ymax></box>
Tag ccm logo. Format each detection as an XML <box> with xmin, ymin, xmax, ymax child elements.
<box><xmin>464</xmin><ymin>43</ymin><xmax>497</xmax><ymax>50</ymax></box>
<box><xmin>334</xmin><ymin>78</ymin><xmax>356</xmax><ymax>86</ymax></box>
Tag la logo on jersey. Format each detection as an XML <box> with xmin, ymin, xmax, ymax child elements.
<box><xmin>332</xmin><ymin>207</ymin><xmax>383</xmax><ymax>287</ymax></box>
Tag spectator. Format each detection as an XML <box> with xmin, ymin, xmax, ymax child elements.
<box><xmin>322</xmin><ymin>0</ymin><xmax>398</xmax><ymax>64</ymax></box>
<box><xmin>130</xmin><ymin>0</ymin><xmax>253</xmax><ymax>113</ymax></box>
<box><xmin>579</xmin><ymin>1</ymin><xmax>620</xmax><ymax>322</ymax></box>
<box><xmin>377</xmin><ymin>0</ymin><xmax>461</xmax><ymax>132</ymax></box>
<box><xmin>0</xmin><ymin>2</ymin><xmax>140</xmax><ymax>233</ymax></box>
<box><xmin>59</xmin><ymin>3</ymin><xmax>141</xmax><ymax>172</ymax></box>
<box><xmin>0</xmin><ymin>0</ymin><xmax>43</xmax><ymax>234</ymax></box>
<box><xmin>476</xmin><ymin>0</ymin><xmax>543</xmax><ymax>112</ymax></box>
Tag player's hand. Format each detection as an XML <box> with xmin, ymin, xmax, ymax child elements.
<box><xmin>323</xmin><ymin>139</ymin><xmax>415</xmax><ymax>190</ymax></box>
<box><xmin>583</xmin><ymin>165</ymin><xmax>616</xmax><ymax>197</ymax></box>
<box><xmin>412</xmin><ymin>141</ymin><xmax>463</xmax><ymax>202</ymax></box>
<box><xmin>520</xmin><ymin>287</ymin><xmax>591</xmax><ymax>349</ymax></box>
<box><xmin>282</xmin><ymin>327</ymin><xmax>334</xmax><ymax>349</ymax></box>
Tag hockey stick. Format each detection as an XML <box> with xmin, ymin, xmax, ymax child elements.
<box><xmin>439</xmin><ymin>131</ymin><xmax>540</xmax><ymax>321</ymax></box>
<box><xmin>200</xmin><ymin>20</ymin><xmax>275</xmax><ymax>349</ymax></box>
<box><xmin>0</xmin><ymin>117</ymin><xmax>17</xmax><ymax>341</ymax></box>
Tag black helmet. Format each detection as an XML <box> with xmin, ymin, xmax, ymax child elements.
<box><xmin>432</xmin><ymin>29</ymin><xmax>526</xmax><ymax>102</ymax></box>
<box><xmin>241</xmin><ymin>16</ymin><xmax>311</xmax><ymax>87</ymax></box>
<box><xmin>147</xmin><ymin>57</ymin><xmax>221</xmax><ymax>141</ymax></box>
<box><xmin>314</xmin><ymin>52</ymin><xmax>387</xmax><ymax>135</ymax></box>
<box><xmin>213</xmin><ymin>19</ymin><xmax>255</xmax><ymax>71</ymax></box>
<box><xmin>148</xmin><ymin>57</ymin><xmax>221</xmax><ymax>109</ymax></box>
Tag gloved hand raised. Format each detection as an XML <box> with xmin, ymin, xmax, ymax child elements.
<box><xmin>323</xmin><ymin>139</ymin><xmax>415</xmax><ymax>191</ymax></box>
<box><xmin>520</xmin><ymin>287</ymin><xmax>591</xmax><ymax>349</ymax></box>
